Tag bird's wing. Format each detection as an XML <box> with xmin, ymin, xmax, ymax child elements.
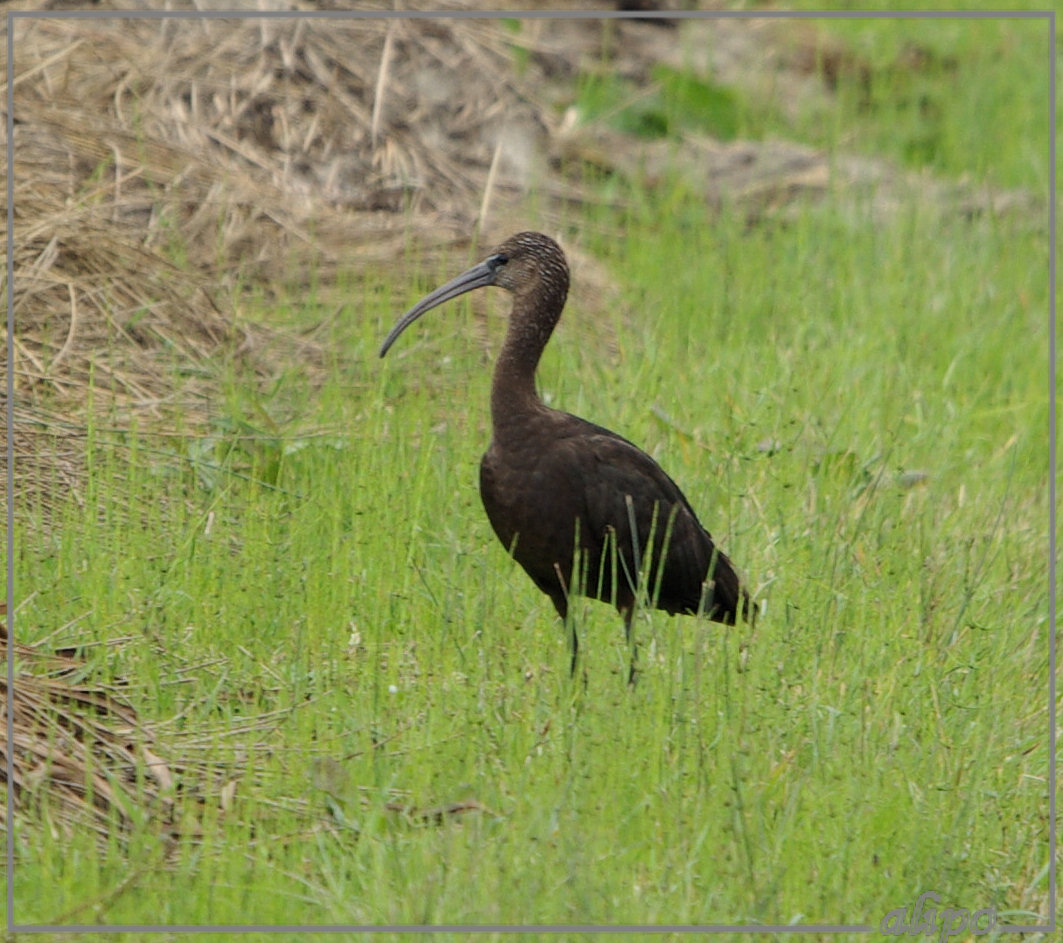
<box><xmin>553</xmin><ymin>423</ymin><xmax>718</xmax><ymax>612</ymax></box>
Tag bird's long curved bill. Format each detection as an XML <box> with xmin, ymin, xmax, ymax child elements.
<box><xmin>379</xmin><ymin>260</ymin><xmax>497</xmax><ymax>357</ymax></box>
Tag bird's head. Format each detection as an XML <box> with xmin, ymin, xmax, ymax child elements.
<box><xmin>379</xmin><ymin>231</ymin><xmax>570</xmax><ymax>357</ymax></box>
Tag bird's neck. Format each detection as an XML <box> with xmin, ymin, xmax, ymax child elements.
<box><xmin>490</xmin><ymin>295</ymin><xmax>557</xmax><ymax>438</ymax></box>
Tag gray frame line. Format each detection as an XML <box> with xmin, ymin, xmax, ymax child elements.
<box><xmin>4</xmin><ymin>8</ymin><xmax>1056</xmax><ymax>18</ymax></box>
<box><xmin>12</xmin><ymin>925</ymin><xmax>876</xmax><ymax>935</ymax></box>
<box><xmin>5</xmin><ymin>7</ymin><xmax>15</xmax><ymax>935</ymax></box>
<box><xmin>5</xmin><ymin>7</ymin><xmax>1056</xmax><ymax>936</ymax></box>
<box><xmin>1047</xmin><ymin>10</ymin><xmax>1057</xmax><ymax>934</ymax></box>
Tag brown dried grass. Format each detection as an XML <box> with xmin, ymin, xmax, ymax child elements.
<box><xmin>5</xmin><ymin>13</ymin><xmax>484</xmax><ymax>386</ymax></box>
<box><xmin>7</xmin><ymin>7</ymin><xmax>1036</xmax><ymax>413</ymax></box>
<box><xmin>5</xmin><ymin>4</ymin><xmax>1037</xmax><ymax>419</ymax></box>
<box><xmin>3</xmin><ymin>5</ymin><xmax>576</xmax><ymax>528</ymax></box>
<box><xmin>1</xmin><ymin>604</ymin><xmax>178</xmax><ymax>842</ymax></box>
<box><xmin>2</xmin><ymin>600</ymin><xmax>305</xmax><ymax>848</ymax></box>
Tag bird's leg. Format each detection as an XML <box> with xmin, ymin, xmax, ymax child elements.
<box><xmin>569</xmin><ymin>620</ymin><xmax>580</xmax><ymax>677</ymax></box>
<box><xmin>561</xmin><ymin>600</ymin><xmax>589</xmax><ymax>690</ymax></box>
<box><xmin>622</xmin><ymin>604</ymin><xmax>639</xmax><ymax>687</ymax></box>
<box><xmin>549</xmin><ymin>571</ymin><xmax>578</xmax><ymax>678</ymax></box>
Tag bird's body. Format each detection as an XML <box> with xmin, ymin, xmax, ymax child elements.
<box><xmin>479</xmin><ymin>408</ymin><xmax>746</xmax><ymax>626</ymax></box>
<box><xmin>380</xmin><ymin>232</ymin><xmax>754</xmax><ymax>675</ymax></box>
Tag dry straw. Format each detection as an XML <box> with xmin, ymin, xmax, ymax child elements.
<box><xmin>5</xmin><ymin>8</ymin><xmax>580</xmax><ymax>411</ymax></box>
<box><xmin>1</xmin><ymin>603</ymin><xmax>176</xmax><ymax>843</ymax></box>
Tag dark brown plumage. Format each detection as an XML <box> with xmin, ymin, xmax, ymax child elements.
<box><xmin>380</xmin><ymin>232</ymin><xmax>754</xmax><ymax>678</ymax></box>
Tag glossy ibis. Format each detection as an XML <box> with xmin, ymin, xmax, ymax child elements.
<box><xmin>380</xmin><ymin>232</ymin><xmax>755</xmax><ymax>678</ymax></box>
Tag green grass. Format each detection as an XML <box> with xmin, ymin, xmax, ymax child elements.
<box><xmin>570</xmin><ymin>15</ymin><xmax>1050</xmax><ymax>193</ymax></box>
<box><xmin>776</xmin><ymin>16</ymin><xmax>1051</xmax><ymax>192</ymax></box>
<box><xmin>6</xmin><ymin>16</ymin><xmax>1052</xmax><ymax>939</ymax></box>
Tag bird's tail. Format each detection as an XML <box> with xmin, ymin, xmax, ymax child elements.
<box><xmin>704</xmin><ymin>549</ymin><xmax>756</xmax><ymax>626</ymax></box>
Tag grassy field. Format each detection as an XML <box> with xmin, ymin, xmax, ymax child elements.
<box><xmin>7</xmin><ymin>13</ymin><xmax>1053</xmax><ymax>940</ymax></box>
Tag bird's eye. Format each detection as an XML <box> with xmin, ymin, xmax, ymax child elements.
<box><xmin>489</xmin><ymin>253</ymin><xmax>509</xmax><ymax>269</ymax></box>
